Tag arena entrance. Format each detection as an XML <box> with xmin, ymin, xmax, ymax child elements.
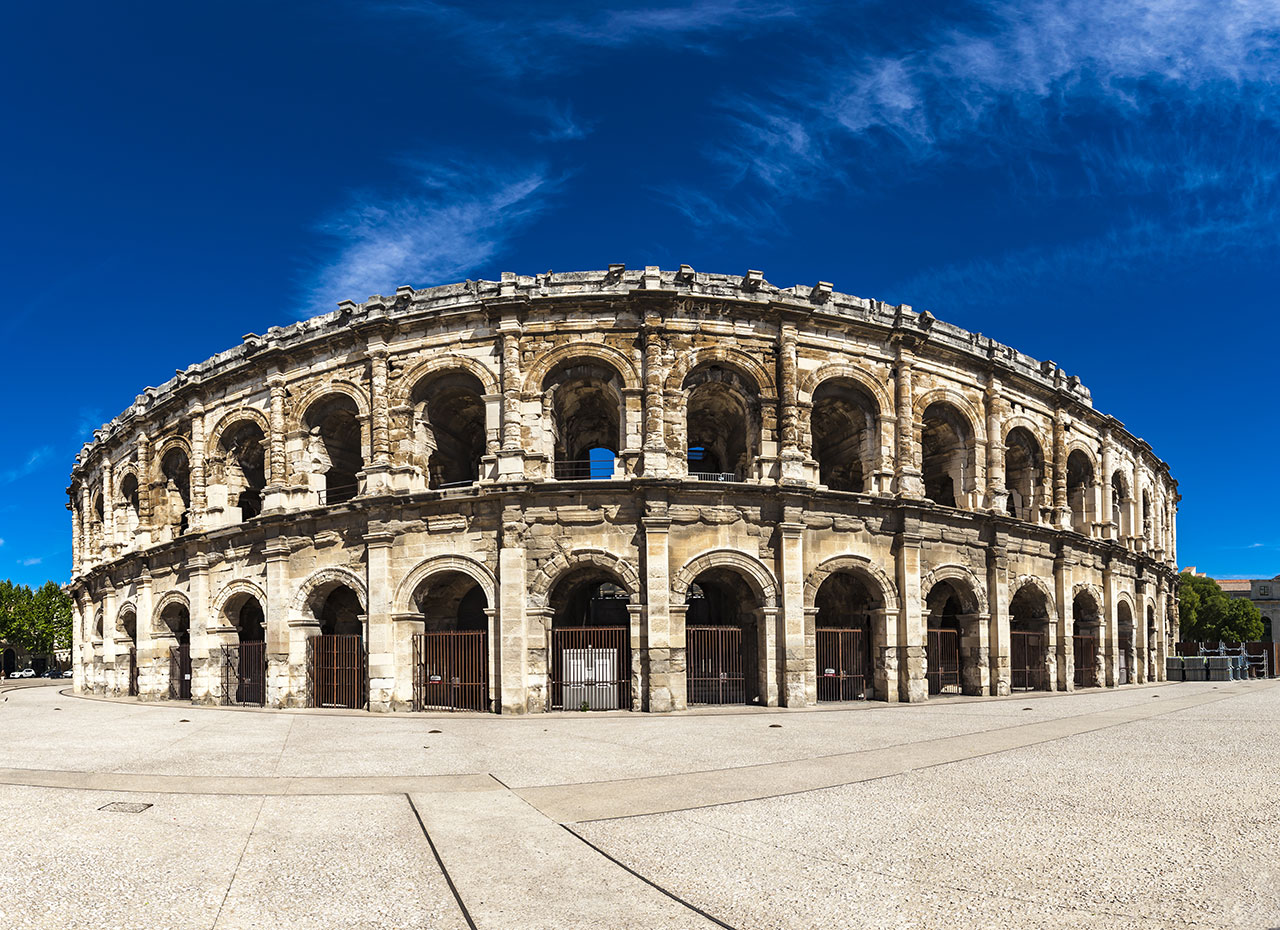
<box><xmin>161</xmin><ymin>601</ymin><xmax>191</xmax><ymax>700</ymax></box>
<box><xmin>924</xmin><ymin>584</ymin><xmax>963</xmax><ymax>696</ymax></box>
<box><xmin>2</xmin><ymin>648</ymin><xmax>14</xmax><ymax>677</ymax></box>
<box><xmin>221</xmin><ymin>594</ymin><xmax>267</xmax><ymax>706</ymax></box>
<box><xmin>1072</xmin><ymin>590</ymin><xmax>1102</xmax><ymax>688</ymax></box>
<box><xmin>685</xmin><ymin>568</ymin><xmax>762</xmax><ymax>706</ymax></box>
<box><xmin>813</xmin><ymin>571</ymin><xmax>873</xmax><ymax>701</ymax></box>
<box><xmin>119</xmin><ymin>607</ymin><xmax>139</xmax><ymax>697</ymax></box>
<box><xmin>411</xmin><ymin>571</ymin><xmax>491</xmax><ymax>713</ymax></box>
<box><xmin>548</xmin><ymin>569</ymin><xmax>632</xmax><ymax>711</ymax></box>
<box><xmin>1117</xmin><ymin>601</ymin><xmax>1134</xmax><ymax>684</ymax></box>
<box><xmin>1009</xmin><ymin>583</ymin><xmax>1051</xmax><ymax>692</ymax></box>
<box><xmin>307</xmin><ymin>584</ymin><xmax>366</xmax><ymax>710</ymax></box>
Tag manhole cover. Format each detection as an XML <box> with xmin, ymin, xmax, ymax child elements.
<box><xmin>100</xmin><ymin>802</ymin><xmax>152</xmax><ymax>814</ymax></box>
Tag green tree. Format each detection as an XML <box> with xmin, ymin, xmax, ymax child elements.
<box><xmin>0</xmin><ymin>579</ymin><xmax>73</xmax><ymax>656</ymax></box>
<box><xmin>1178</xmin><ymin>572</ymin><xmax>1264</xmax><ymax>642</ymax></box>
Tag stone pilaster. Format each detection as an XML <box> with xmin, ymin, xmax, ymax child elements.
<box><xmin>985</xmin><ymin>377</ymin><xmax>1008</xmax><ymax>513</ymax></box>
<box><xmin>1054</xmin><ymin>554</ymin><xmax>1072</xmax><ymax>691</ymax></box>
<box><xmin>778</xmin><ymin>509</ymin><xmax>808</xmax><ymax>706</ymax></box>
<box><xmin>1052</xmin><ymin>409</ymin><xmax>1068</xmax><ymax>528</ymax></box>
<box><xmin>641</xmin><ymin>321</ymin><xmax>669</xmax><ymax>478</ymax></box>
<box><xmin>263</xmin><ymin>539</ymin><xmax>291</xmax><ymax>706</ymax></box>
<box><xmin>70</xmin><ymin>499</ymin><xmax>81</xmax><ymax>576</ymax></box>
<box><xmin>264</xmin><ymin>377</ymin><xmax>288</xmax><ymax>511</ymax></box>
<box><xmin>643</xmin><ymin>500</ymin><xmax>680</xmax><ymax>711</ymax></box>
<box><xmin>136</xmin><ymin>571</ymin><xmax>155</xmax><ymax>699</ymax></box>
<box><xmin>895</xmin><ymin>514</ymin><xmax>927</xmax><ymax>702</ymax></box>
<box><xmin>189</xmin><ymin>406</ymin><xmax>207</xmax><ymax>531</ymax></box>
<box><xmin>1099</xmin><ymin>430</ymin><xmax>1114</xmax><ymax>539</ymax></box>
<box><xmin>894</xmin><ymin>348</ymin><xmax>923</xmax><ymax>497</ymax></box>
<box><xmin>136</xmin><ymin>434</ymin><xmax>152</xmax><ymax>545</ymax></box>
<box><xmin>102</xmin><ymin>584</ymin><xmax>118</xmax><ymax>695</ymax></box>
<box><xmin>187</xmin><ymin>554</ymin><xmax>212</xmax><ymax>701</ymax></box>
<box><xmin>499</xmin><ymin>507</ymin><xmax>529</xmax><ymax>712</ymax></box>
<box><xmin>987</xmin><ymin>539</ymin><xmax>1011</xmax><ymax>695</ymax></box>
<box><xmin>1101</xmin><ymin>561</ymin><xmax>1118</xmax><ymax>686</ymax></box>
<box><xmin>364</xmin><ymin>530</ymin><xmax>395</xmax><ymax>711</ymax></box>
<box><xmin>778</xmin><ymin>324</ymin><xmax>805</xmax><ymax>484</ymax></box>
<box><xmin>101</xmin><ymin>460</ymin><xmax>115</xmax><ymax>557</ymax></box>
<box><xmin>497</xmin><ymin>324</ymin><xmax>525</xmax><ymax>481</ymax></box>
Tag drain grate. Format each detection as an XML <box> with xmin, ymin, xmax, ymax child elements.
<box><xmin>99</xmin><ymin>802</ymin><xmax>152</xmax><ymax>814</ymax></box>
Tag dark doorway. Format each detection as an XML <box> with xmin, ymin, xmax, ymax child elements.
<box><xmin>685</xmin><ymin>570</ymin><xmax>761</xmax><ymax>706</ymax></box>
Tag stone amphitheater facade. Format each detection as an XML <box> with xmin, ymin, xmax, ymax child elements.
<box><xmin>68</xmin><ymin>266</ymin><xmax>1180</xmax><ymax>713</ymax></box>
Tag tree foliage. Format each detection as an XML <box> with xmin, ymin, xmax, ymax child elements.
<box><xmin>1178</xmin><ymin>572</ymin><xmax>1264</xmax><ymax>643</ymax></box>
<box><xmin>0</xmin><ymin>580</ymin><xmax>73</xmax><ymax>655</ymax></box>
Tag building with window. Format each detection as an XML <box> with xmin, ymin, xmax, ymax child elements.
<box><xmin>1181</xmin><ymin>568</ymin><xmax>1279</xmax><ymax>642</ymax></box>
<box><xmin>68</xmin><ymin>267</ymin><xmax>1180</xmax><ymax>712</ymax></box>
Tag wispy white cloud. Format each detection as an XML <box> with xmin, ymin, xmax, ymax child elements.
<box><xmin>18</xmin><ymin>557</ymin><xmax>41</xmax><ymax>567</ymax></box>
<box><xmin>306</xmin><ymin>161</ymin><xmax>559</xmax><ymax>311</ymax></box>
<box><xmin>0</xmin><ymin>448</ymin><xmax>51</xmax><ymax>486</ymax></box>
<box><xmin>0</xmin><ymin>538</ymin><xmax>6</xmax><ymax>547</ymax></box>
<box><xmin>532</xmin><ymin>101</ymin><xmax>593</xmax><ymax>142</ymax></box>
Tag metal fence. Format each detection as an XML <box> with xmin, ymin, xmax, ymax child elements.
<box><xmin>549</xmin><ymin>627</ymin><xmax>630</xmax><ymax>710</ymax></box>
<box><xmin>1073</xmin><ymin>635</ymin><xmax>1099</xmax><ymax>688</ymax></box>
<box><xmin>815</xmin><ymin>628</ymin><xmax>868</xmax><ymax>701</ymax></box>
<box><xmin>307</xmin><ymin>634</ymin><xmax>366</xmax><ymax>709</ymax></box>
<box><xmin>1010</xmin><ymin>631</ymin><xmax>1047</xmax><ymax>691</ymax></box>
<box><xmin>687</xmin><ymin>625</ymin><xmax>747</xmax><ymax>705</ymax></box>
<box><xmin>413</xmin><ymin>631</ymin><xmax>489</xmax><ymax>712</ymax></box>
<box><xmin>1117</xmin><ymin>635</ymin><xmax>1133</xmax><ymax>684</ymax></box>
<box><xmin>127</xmin><ymin>648</ymin><xmax>138</xmax><ymax>697</ymax></box>
<box><xmin>221</xmin><ymin>641</ymin><xmax>267</xmax><ymax>706</ymax></box>
<box><xmin>927</xmin><ymin>629</ymin><xmax>962</xmax><ymax>695</ymax></box>
<box><xmin>168</xmin><ymin>644</ymin><xmax>191</xmax><ymax>700</ymax></box>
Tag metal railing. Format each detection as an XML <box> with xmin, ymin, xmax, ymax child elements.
<box><xmin>413</xmin><ymin>631</ymin><xmax>489</xmax><ymax>712</ymax></box>
<box><xmin>816</xmin><ymin>628</ymin><xmax>868</xmax><ymax>701</ymax></box>
<box><xmin>927</xmin><ymin>629</ymin><xmax>961</xmax><ymax>695</ymax></box>
<box><xmin>221</xmin><ymin>641</ymin><xmax>267</xmax><ymax>706</ymax></box>
<box><xmin>550</xmin><ymin>626</ymin><xmax>630</xmax><ymax>710</ymax></box>
<box><xmin>688</xmin><ymin>471</ymin><xmax>738</xmax><ymax>482</ymax></box>
<box><xmin>307</xmin><ymin>634</ymin><xmax>366</xmax><ymax>709</ymax></box>
<box><xmin>168</xmin><ymin>644</ymin><xmax>191</xmax><ymax>701</ymax></box>
<box><xmin>1010</xmin><ymin>631</ymin><xmax>1047</xmax><ymax>691</ymax></box>
<box><xmin>1073</xmin><ymin>635</ymin><xmax>1099</xmax><ymax>688</ymax></box>
<box><xmin>553</xmin><ymin>460</ymin><xmax>616</xmax><ymax>480</ymax></box>
<box><xmin>687</xmin><ymin>625</ymin><xmax>747</xmax><ymax>705</ymax></box>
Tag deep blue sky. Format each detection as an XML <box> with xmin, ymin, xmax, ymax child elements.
<box><xmin>2</xmin><ymin>0</ymin><xmax>1277</xmax><ymax>585</ymax></box>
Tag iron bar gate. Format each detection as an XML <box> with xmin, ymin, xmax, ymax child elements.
<box><xmin>168</xmin><ymin>644</ymin><xmax>191</xmax><ymax>700</ymax></box>
<box><xmin>1010</xmin><ymin>631</ymin><xmax>1047</xmax><ymax>691</ymax></box>
<box><xmin>815</xmin><ymin>628</ymin><xmax>868</xmax><ymax>701</ymax></box>
<box><xmin>550</xmin><ymin>627</ymin><xmax>630</xmax><ymax>710</ymax></box>
<box><xmin>307</xmin><ymin>634</ymin><xmax>366</xmax><ymax>709</ymax></box>
<box><xmin>128</xmin><ymin>648</ymin><xmax>138</xmax><ymax>697</ymax></box>
<box><xmin>413</xmin><ymin>631</ymin><xmax>489</xmax><ymax>712</ymax></box>
<box><xmin>221</xmin><ymin>642</ymin><xmax>267</xmax><ymax>706</ymax></box>
<box><xmin>1118</xmin><ymin>635</ymin><xmax>1133</xmax><ymax>684</ymax></box>
<box><xmin>686</xmin><ymin>625</ymin><xmax>746</xmax><ymax>705</ymax></box>
<box><xmin>1073</xmin><ymin>635</ymin><xmax>1099</xmax><ymax>688</ymax></box>
<box><xmin>927</xmin><ymin>629</ymin><xmax>961</xmax><ymax>695</ymax></box>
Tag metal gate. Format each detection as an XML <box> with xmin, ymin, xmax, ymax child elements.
<box><xmin>927</xmin><ymin>629</ymin><xmax>961</xmax><ymax>695</ymax></box>
<box><xmin>168</xmin><ymin>644</ymin><xmax>191</xmax><ymax>700</ymax></box>
<box><xmin>550</xmin><ymin>627</ymin><xmax>630</xmax><ymax>710</ymax></box>
<box><xmin>128</xmin><ymin>648</ymin><xmax>138</xmax><ymax>697</ymax></box>
<box><xmin>1073</xmin><ymin>635</ymin><xmax>1099</xmax><ymax>688</ymax></box>
<box><xmin>1010</xmin><ymin>631</ymin><xmax>1047</xmax><ymax>691</ymax></box>
<box><xmin>221</xmin><ymin>642</ymin><xmax>267</xmax><ymax>706</ymax></box>
<box><xmin>307</xmin><ymin>634</ymin><xmax>365</xmax><ymax>709</ymax></box>
<box><xmin>1118</xmin><ymin>635</ymin><xmax>1132</xmax><ymax>684</ymax></box>
<box><xmin>413</xmin><ymin>631</ymin><xmax>489</xmax><ymax>712</ymax></box>
<box><xmin>816</xmin><ymin>628</ymin><xmax>869</xmax><ymax>701</ymax></box>
<box><xmin>687</xmin><ymin>625</ymin><xmax>747</xmax><ymax>705</ymax></box>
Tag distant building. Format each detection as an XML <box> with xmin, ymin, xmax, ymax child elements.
<box><xmin>1182</xmin><ymin>568</ymin><xmax>1279</xmax><ymax>642</ymax></box>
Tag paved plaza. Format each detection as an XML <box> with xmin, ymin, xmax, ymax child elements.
<box><xmin>0</xmin><ymin>679</ymin><xmax>1276</xmax><ymax>929</ymax></box>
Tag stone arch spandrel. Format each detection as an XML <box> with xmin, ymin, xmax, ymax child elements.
<box><xmin>1114</xmin><ymin>588</ymin><xmax>1138</xmax><ymax>617</ymax></box>
<box><xmin>1009</xmin><ymin>574</ymin><xmax>1059</xmax><ymax>623</ymax></box>
<box><xmin>1070</xmin><ymin>581</ymin><xmax>1104</xmax><ymax>612</ymax></box>
<box><xmin>523</xmin><ymin>342</ymin><xmax>641</xmax><ymax>395</ymax></box>
<box><xmin>673</xmin><ymin>548</ymin><xmax>779</xmax><ymax>609</ymax></box>
<box><xmin>392</xmin><ymin>354</ymin><xmax>500</xmax><ymax>406</ymax></box>
<box><xmin>289</xmin><ymin>379</ymin><xmax>371</xmax><ymax>434</ymax></box>
<box><xmin>292</xmin><ymin>566</ymin><xmax>368</xmax><ymax>615</ymax></box>
<box><xmin>1001</xmin><ymin>415</ymin><xmax>1049</xmax><ymax>451</ymax></box>
<box><xmin>799</xmin><ymin>364</ymin><xmax>892</xmax><ymax>415</ymax></box>
<box><xmin>913</xmin><ymin>388</ymin><xmax>985</xmax><ymax>441</ymax></box>
<box><xmin>153</xmin><ymin>436</ymin><xmax>192</xmax><ymax>470</ymax></box>
<box><xmin>151</xmin><ymin>589</ymin><xmax>192</xmax><ymax>628</ymax></box>
<box><xmin>207</xmin><ymin>406</ymin><xmax>272</xmax><ymax>454</ymax></box>
<box><xmin>115</xmin><ymin>600</ymin><xmax>138</xmax><ymax>634</ymax></box>
<box><xmin>667</xmin><ymin>346</ymin><xmax>777</xmax><ymax>397</ymax></box>
<box><xmin>529</xmin><ymin>549</ymin><xmax>643</xmax><ymax>608</ymax></box>
<box><xmin>804</xmin><ymin>554</ymin><xmax>900</xmax><ymax>612</ymax></box>
<box><xmin>396</xmin><ymin>555</ymin><xmax>497</xmax><ymax>614</ymax></box>
<box><xmin>920</xmin><ymin>564</ymin><xmax>988</xmax><ymax>614</ymax></box>
<box><xmin>212</xmin><ymin>579</ymin><xmax>268</xmax><ymax>619</ymax></box>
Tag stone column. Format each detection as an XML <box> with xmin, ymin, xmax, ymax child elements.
<box><xmin>985</xmin><ymin>378</ymin><xmax>1008</xmax><ymax>513</ymax></box>
<box><xmin>870</xmin><ymin>607</ymin><xmax>896</xmax><ymax>702</ymax></box>
<box><xmin>1052</xmin><ymin>410</ymin><xmax>1068</xmax><ymax>529</ymax></box>
<box><xmin>81</xmin><ymin>484</ymin><xmax>93</xmax><ymax>569</ymax></box>
<box><xmin>778</xmin><ymin>324</ymin><xmax>805</xmax><ymax>484</ymax></box>
<box><xmin>392</xmin><ymin>611</ymin><xmax>425</xmax><ymax>710</ymax></box>
<box><xmin>1100</xmin><ymin>430</ymin><xmax>1114</xmax><ymax>539</ymax></box>
<box><xmin>101</xmin><ymin>460</ymin><xmax>115</xmax><ymax>556</ymax></box>
<box><xmin>188</xmin><ymin>554</ymin><xmax>211</xmax><ymax>701</ymax></box>
<box><xmin>365</xmin><ymin>530</ymin><xmax>395</xmax><ymax>711</ymax></box>
<box><xmin>1054</xmin><ymin>554</ymin><xmax>1072</xmax><ymax>691</ymax></box>
<box><xmin>643</xmin><ymin>500</ymin><xmax>680</xmax><ymax>711</ymax></box>
<box><xmin>1102</xmin><ymin>562</ymin><xmax>1118</xmax><ymax>686</ymax></box>
<box><xmin>778</xmin><ymin>509</ymin><xmax>808</xmax><ymax>705</ymax></box>
<box><xmin>102</xmin><ymin>584</ymin><xmax>118</xmax><ymax>695</ymax></box>
<box><xmin>760</xmin><ymin>605</ymin><xmax>780</xmax><ymax>706</ymax></box>
<box><xmin>641</xmin><ymin>321</ymin><xmax>669</xmax><ymax>478</ymax></box>
<box><xmin>895</xmin><ymin>515</ymin><xmax>927</xmax><ymax>702</ymax></box>
<box><xmin>1130</xmin><ymin>461</ymin><xmax>1143</xmax><ymax>550</ymax></box>
<box><xmin>498</xmin><ymin>507</ymin><xmax>529</xmax><ymax>712</ymax></box>
<box><xmin>496</xmin><ymin>324</ymin><xmax>525</xmax><ymax>481</ymax></box>
<box><xmin>264</xmin><ymin>377</ymin><xmax>288</xmax><ymax>511</ymax></box>
<box><xmin>1154</xmin><ymin>578</ymin><xmax>1168</xmax><ymax>681</ymax></box>
<box><xmin>263</xmin><ymin>539</ymin><xmax>291</xmax><ymax>706</ymax></box>
<box><xmin>136</xmin><ymin>434</ymin><xmax>152</xmax><ymax>546</ymax></box>
<box><xmin>189</xmin><ymin>406</ymin><xmax>207</xmax><ymax>532</ymax></box>
<box><xmin>958</xmin><ymin>612</ymin><xmax>991</xmax><ymax>695</ymax></box>
<box><xmin>70</xmin><ymin>501</ymin><xmax>81</xmax><ymax>577</ymax></box>
<box><xmin>987</xmin><ymin>540</ymin><xmax>1011</xmax><ymax>695</ymax></box>
<box><xmin>136</xmin><ymin>571</ymin><xmax>154</xmax><ymax>699</ymax></box>
<box><xmin>893</xmin><ymin>348</ymin><xmax>923</xmax><ymax>497</ymax></box>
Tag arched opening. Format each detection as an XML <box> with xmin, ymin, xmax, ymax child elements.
<box><xmin>118</xmin><ymin>605</ymin><xmax>139</xmax><ymax>694</ymax></box>
<box><xmin>685</xmin><ymin>567</ymin><xmax>764</xmax><ymax>705</ymax></box>
<box><xmin>1009</xmin><ymin>583</ymin><xmax>1051</xmax><ymax>691</ymax></box>
<box><xmin>411</xmin><ymin>570</ymin><xmax>491</xmax><ymax>712</ymax></box>
<box><xmin>158</xmin><ymin>448</ymin><xmax>191</xmax><ymax>537</ymax></box>
<box><xmin>921</xmin><ymin>402</ymin><xmax>973</xmax><ymax>508</ymax></box>
<box><xmin>1117</xmin><ymin>601</ymin><xmax>1135</xmax><ymax>684</ymax></box>
<box><xmin>304</xmin><ymin>395</ymin><xmax>364</xmax><ymax>505</ymax></box>
<box><xmin>1111</xmin><ymin>470</ymin><xmax>1130</xmax><ymax>540</ymax></box>
<box><xmin>684</xmin><ymin>365</ymin><xmax>759</xmax><ymax>482</ymax></box>
<box><xmin>814</xmin><ymin>571</ymin><xmax>876</xmax><ymax>701</ymax></box>
<box><xmin>2</xmin><ymin>648</ymin><xmax>14</xmax><ymax>677</ymax></box>
<box><xmin>547</xmin><ymin>566</ymin><xmax>632</xmax><ymax>710</ymax></box>
<box><xmin>1263</xmin><ymin>616</ymin><xmax>1273</xmax><ymax>641</ymax></box>
<box><xmin>308</xmin><ymin>583</ymin><xmax>366</xmax><ymax>709</ymax></box>
<box><xmin>1067</xmin><ymin>450</ymin><xmax>1094</xmax><ymax>534</ymax></box>
<box><xmin>215</xmin><ymin>421</ymin><xmax>266</xmax><ymax>521</ymax></box>
<box><xmin>93</xmin><ymin>608</ymin><xmax>104</xmax><ymax>641</ymax></box>
<box><xmin>1142</xmin><ymin>490</ymin><xmax>1153</xmax><ymax>547</ymax></box>
<box><xmin>1147</xmin><ymin>603</ymin><xmax>1158</xmax><ymax>680</ymax></box>
<box><xmin>219</xmin><ymin>592</ymin><xmax>266</xmax><ymax>706</ymax></box>
<box><xmin>1072</xmin><ymin>592</ymin><xmax>1102</xmax><ymax>688</ymax></box>
<box><xmin>89</xmin><ymin>492</ymin><xmax>105</xmax><ymax>552</ymax></box>
<box><xmin>118</xmin><ymin>473</ymin><xmax>141</xmax><ymax>539</ymax></box>
<box><xmin>925</xmin><ymin>581</ymin><xmax>980</xmax><ymax>697</ymax></box>
<box><xmin>160</xmin><ymin>601</ymin><xmax>191</xmax><ymax>701</ymax></box>
<box><xmin>1004</xmin><ymin>427</ymin><xmax>1044</xmax><ymax>522</ymax></box>
<box><xmin>545</xmin><ymin>362</ymin><xmax>623</xmax><ymax>480</ymax></box>
<box><xmin>811</xmin><ymin>379</ymin><xmax>877</xmax><ymax>492</ymax></box>
<box><xmin>410</xmin><ymin>371</ymin><xmax>487</xmax><ymax>489</ymax></box>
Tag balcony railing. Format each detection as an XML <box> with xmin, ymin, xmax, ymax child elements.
<box><xmin>689</xmin><ymin>471</ymin><xmax>738</xmax><ymax>482</ymax></box>
<box><xmin>554</xmin><ymin>460</ymin><xmax>615</xmax><ymax>480</ymax></box>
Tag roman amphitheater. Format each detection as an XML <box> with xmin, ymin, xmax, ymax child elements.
<box><xmin>67</xmin><ymin>266</ymin><xmax>1179</xmax><ymax>714</ymax></box>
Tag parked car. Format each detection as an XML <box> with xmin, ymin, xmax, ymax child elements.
<box><xmin>61</xmin><ymin>670</ymin><xmax>73</xmax><ymax>678</ymax></box>
<box><xmin>15</xmin><ymin>668</ymin><xmax>35</xmax><ymax>678</ymax></box>
<box><xmin>42</xmin><ymin>669</ymin><xmax>60</xmax><ymax>678</ymax></box>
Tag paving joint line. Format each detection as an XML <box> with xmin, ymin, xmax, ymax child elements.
<box><xmin>406</xmin><ymin>794</ymin><xmax>478</xmax><ymax>930</ymax></box>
